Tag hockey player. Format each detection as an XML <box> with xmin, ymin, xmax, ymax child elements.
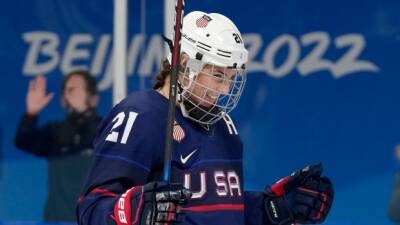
<box><xmin>77</xmin><ymin>11</ymin><xmax>334</xmax><ymax>225</ymax></box>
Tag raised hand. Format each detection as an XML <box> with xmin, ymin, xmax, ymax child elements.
<box><xmin>26</xmin><ymin>75</ymin><xmax>54</xmax><ymax>115</ymax></box>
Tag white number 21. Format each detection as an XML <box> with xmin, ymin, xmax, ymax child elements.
<box><xmin>105</xmin><ymin>111</ymin><xmax>138</xmax><ymax>144</ymax></box>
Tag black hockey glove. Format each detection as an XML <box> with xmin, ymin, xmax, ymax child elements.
<box><xmin>264</xmin><ymin>163</ymin><xmax>334</xmax><ymax>225</ymax></box>
<box><xmin>113</xmin><ymin>181</ymin><xmax>192</xmax><ymax>225</ymax></box>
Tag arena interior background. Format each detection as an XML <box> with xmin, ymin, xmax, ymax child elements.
<box><xmin>0</xmin><ymin>0</ymin><xmax>399</xmax><ymax>224</ymax></box>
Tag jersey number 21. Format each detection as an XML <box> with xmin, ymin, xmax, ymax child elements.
<box><xmin>105</xmin><ymin>111</ymin><xmax>138</xmax><ymax>144</ymax></box>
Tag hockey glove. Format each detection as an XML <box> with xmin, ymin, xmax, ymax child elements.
<box><xmin>264</xmin><ymin>163</ymin><xmax>334</xmax><ymax>225</ymax></box>
<box><xmin>114</xmin><ymin>181</ymin><xmax>192</xmax><ymax>225</ymax></box>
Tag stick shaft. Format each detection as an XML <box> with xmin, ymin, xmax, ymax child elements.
<box><xmin>163</xmin><ymin>0</ymin><xmax>185</xmax><ymax>182</ymax></box>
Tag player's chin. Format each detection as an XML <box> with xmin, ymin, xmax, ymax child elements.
<box><xmin>199</xmin><ymin>100</ymin><xmax>216</xmax><ymax>109</ymax></box>
<box><xmin>190</xmin><ymin>96</ymin><xmax>214</xmax><ymax>108</ymax></box>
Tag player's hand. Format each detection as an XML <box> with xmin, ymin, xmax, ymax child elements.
<box><xmin>263</xmin><ymin>163</ymin><xmax>334</xmax><ymax>225</ymax></box>
<box><xmin>114</xmin><ymin>181</ymin><xmax>192</xmax><ymax>225</ymax></box>
<box><xmin>26</xmin><ymin>75</ymin><xmax>54</xmax><ymax>115</ymax></box>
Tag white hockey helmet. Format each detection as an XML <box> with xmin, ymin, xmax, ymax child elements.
<box><xmin>176</xmin><ymin>11</ymin><xmax>248</xmax><ymax>125</ymax></box>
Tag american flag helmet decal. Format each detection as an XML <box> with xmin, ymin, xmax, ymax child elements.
<box><xmin>196</xmin><ymin>15</ymin><xmax>212</xmax><ymax>28</ymax></box>
<box><xmin>173</xmin><ymin>121</ymin><xmax>185</xmax><ymax>142</ymax></box>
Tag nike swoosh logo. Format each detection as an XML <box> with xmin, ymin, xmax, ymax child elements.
<box><xmin>180</xmin><ymin>149</ymin><xmax>198</xmax><ymax>164</ymax></box>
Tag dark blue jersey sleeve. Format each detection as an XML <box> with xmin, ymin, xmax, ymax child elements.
<box><xmin>244</xmin><ymin>191</ymin><xmax>270</xmax><ymax>225</ymax></box>
<box><xmin>77</xmin><ymin>102</ymin><xmax>165</xmax><ymax>225</ymax></box>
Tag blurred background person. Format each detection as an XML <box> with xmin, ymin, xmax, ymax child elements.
<box><xmin>14</xmin><ymin>71</ymin><xmax>101</xmax><ymax>222</ymax></box>
<box><xmin>388</xmin><ymin>144</ymin><xmax>400</xmax><ymax>224</ymax></box>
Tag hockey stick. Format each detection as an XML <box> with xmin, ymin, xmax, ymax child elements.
<box><xmin>163</xmin><ymin>0</ymin><xmax>185</xmax><ymax>182</ymax></box>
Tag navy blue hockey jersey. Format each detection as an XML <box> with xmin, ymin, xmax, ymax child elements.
<box><xmin>77</xmin><ymin>90</ymin><xmax>266</xmax><ymax>225</ymax></box>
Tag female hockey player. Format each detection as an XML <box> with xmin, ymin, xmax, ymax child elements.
<box><xmin>77</xmin><ymin>11</ymin><xmax>334</xmax><ymax>225</ymax></box>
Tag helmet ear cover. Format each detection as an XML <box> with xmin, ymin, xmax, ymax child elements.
<box><xmin>185</xmin><ymin>57</ymin><xmax>202</xmax><ymax>81</ymax></box>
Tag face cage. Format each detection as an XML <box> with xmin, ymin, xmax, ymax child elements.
<box><xmin>178</xmin><ymin>62</ymin><xmax>247</xmax><ymax>125</ymax></box>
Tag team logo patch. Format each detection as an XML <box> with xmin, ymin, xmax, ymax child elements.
<box><xmin>173</xmin><ymin>121</ymin><xmax>185</xmax><ymax>142</ymax></box>
<box><xmin>196</xmin><ymin>15</ymin><xmax>212</xmax><ymax>28</ymax></box>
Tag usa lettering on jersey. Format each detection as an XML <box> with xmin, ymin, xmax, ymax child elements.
<box><xmin>184</xmin><ymin>170</ymin><xmax>242</xmax><ymax>199</ymax></box>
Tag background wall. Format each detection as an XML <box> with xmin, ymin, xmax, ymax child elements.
<box><xmin>0</xmin><ymin>0</ymin><xmax>399</xmax><ymax>224</ymax></box>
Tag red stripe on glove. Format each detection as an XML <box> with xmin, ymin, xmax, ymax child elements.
<box><xmin>297</xmin><ymin>187</ymin><xmax>328</xmax><ymax>220</ymax></box>
<box><xmin>113</xmin><ymin>186</ymin><xmax>143</xmax><ymax>225</ymax></box>
<box><xmin>270</xmin><ymin>177</ymin><xmax>290</xmax><ymax>196</ymax></box>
